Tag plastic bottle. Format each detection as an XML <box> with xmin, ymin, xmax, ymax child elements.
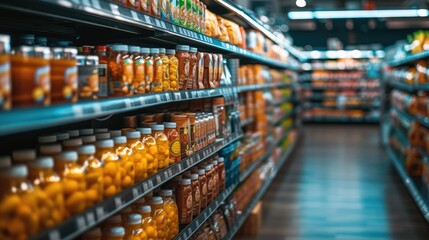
<box><xmin>96</xmin><ymin>140</ymin><xmax>122</xmax><ymax>199</ymax></box>
<box><xmin>160</xmin><ymin>189</ymin><xmax>179</xmax><ymax>238</ymax></box>
<box><xmin>113</xmin><ymin>136</ymin><xmax>135</xmax><ymax>189</ymax></box>
<box><xmin>176</xmin><ymin>178</ymin><xmax>193</xmax><ymax>225</ymax></box>
<box><xmin>151</xmin><ymin>124</ymin><xmax>170</xmax><ymax>169</ymax></box>
<box><xmin>149</xmin><ymin>196</ymin><xmax>169</xmax><ymax>240</ymax></box>
<box><xmin>126</xmin><ymin>131</ymin><xmax>148</xmax><ymax>182</ymax></box>
<box><xmin>138</xmin><ymin>128</ymin><xmax>158</xmax><ymax>176</ymax></box>
<box><xmin>164</xmin><ymin>122</ymin><xmax>181</xmax><ymax>164</ymax></box>
<box><xmin>198</xmin><ymin>168</ymin><xmax>207</xmax><ymax>209</ymax></box>
<box><xmin>124</xmin><ymin>214</ymin><xmax>148</xmax><ymax>240</ymax></box>
<box><xmin>190</xmin><ymin>173</ymin><xmax>201</xmax><ymax>217</ymax></box>
<box><xmin>77</xmin><ymin>145</ymin><xmax>104</xmax><ymax>207</ymax></box>
<box><xmin>138</xmin><ymin>205</ymin><xmax>158</xmax><ymax>240</ymax></box>
<box><xmin>50</xmin><ymin>47</ymin><xmax>78</xmax><ymax>103</ymax></box>
<box><xmin>159</xmin><ymin>48</ymin><xmax>170</xmax><ymax>91</ymax></box>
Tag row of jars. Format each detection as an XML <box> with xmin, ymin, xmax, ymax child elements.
<box><xmin>113</xmin><ymin>0</ymin><xmax>207</xmax><ymax>34</ymax></box>
<box><xmin>0</xmin><ymin>34</ymin><xmax>223</xmax><ymax>110</ymax></box>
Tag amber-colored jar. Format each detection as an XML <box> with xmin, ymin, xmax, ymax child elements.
<box><xmin>164</xmin><ymin>122</ymin><xmax>181</xmax><ymax>164</ymax></box>
<box><xmin>198</xmin><ymin>168</ymin><xmax>207</xmax><ymax>209</ymax></box>
<box><xmin>150</xmin><ymin>0</ymin><xmax>160</xmax><ymax>17</ymax></box>
<box><xmin>108</xmin><ymin>44</ymin><xmax>133</xmax><ymax>96</ymax></box>
<box><xmin>130</xmin><ymin>46</ymin><xmax>145</xmax><ymax>94</ymax></box>
<box><xmin>188</xmin><ymin>47</ymin><xmax>198</xmax><ymax>90</ymax></box>
<box><xmin>11</xmin><ymin>46</ymin><xmax>51</xmax><ymax>107</ymax></box>
<box><xmin>50</xmin><ymin>47</ymin><xmax>78</xmax><ymax>103</ymax></box>
<box><xmin>140</xmin><ymin>48</ymin><xmax>153</xmax><ymax>93</ymax></box>
<box><xmin>203</xmin><ymin>53</ymin><xmax>213</xmax><ymax>89</ymax></box>
<box><xmin>127</xmin><ymin>0</ymin><xmax>140</xmax><ymax>10</ymax></box>
<box><xmin>77</xmin><ymin>145</ymin><xmax>104</xmax><ymax>207</ymax></box>
<box><xmin>218</xmin><ymin>157</ymin><xmax>225</xmax><ymax>193</ymax></box>
<box><xmin>159</xmin><ymin>189</ymin><xmax>179</xmax><ymax>238</ymax></box>
<box><xmin>150</xmin><ymin>196</ymin><xmax>170</xmax><ymax>240</ymax></box>
<box><xmin>0</xmin><ymin>35</ymin><xmax>11</xmax><ymax>110</ymax></box>
<box><xmin>216</xmin><ymin>54</ymin><xmax>223</xmax><ymax>87</ymax></box>
<box><xmin>205</xmin><ymin>164</ymin><xmax>213</xmax><ymax>204</ymax></box>
<box><xmin>187</xmin><ymin>112</ymin><xmax>196</xmax><ymax>155</ymax></box>
<box><xmin>95</xmin><ymin>140</ymin><xmax>122</xmax><ymax>199</ymax></box>
<box><xmin>190</xmin><ymin>173</ymin><xmax>201</xmax><ymax>217</ymax></box>
<box><xmin>159</xmin><ymin>48</ymin><xmax>170</xmax><ymax>91</ymax></box>
<box><xmin>125</xmin><ymin>131</ymin><xmax>148</xmax><ymax>182</ymax></box>
<box><xmin>151</xmin><ymin>48</ymin><xmax>163</xmax><ymax>92</ymax></box>
<box><xmin>166</xmin><ymin>49</ymin><xmax>179</xmax><ymax>90</ymax></box>
<box><xmin>171</xmin><ymin>114</ymin><xmax>189</xmax><ymax>159</ymax></box>
<box><xmin>211</xmin><ymin>160</ymin><xmax>219</xmax><ymax>197</ymax></box>
<box><xmin>196</xmin><ymin>51</ymin><xmax>204</xmax><ymax>89</ymax></box>
<box><xmin>95</xmin><ymin>46</ymin><xmax>108</xmax><ymax>98</ymax></box>
<box><xmin>151</xmin><ymin>124</ymin><xmax>169</xmax><ymax>169</ymax></box>
<box><xmin>176</xmin><ymin>178</ymin><xmax>193</xmax><ymax>225</ymax></box>
<box><xmin>176</xmin><ymin>45</ymin><xmax>190</xmax><ymax>90</ymax></box>
<box><xmin>113</xmin><ymin>136</ymin><xmax>135</xmax><ymax>189</ymax></box>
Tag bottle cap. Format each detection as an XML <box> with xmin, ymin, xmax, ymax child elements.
<box><xmin>107</xmin><ymin>227</ymin><xmax>125</xmax><ymax>237</ymax></box>
<box><xmin>160</xmin><ymin>189</ymin><xmax>173</xmax><ymax>196</ymax></box>
<box><xmin>150</xmin><ymin>48</ymin><xmax>159</xmax><ymax>54</ymax></box>
<box><xmin>181</xmin><ymin>178</ymin><xmax>192</xmax><ymax>185</ymax></box>
<box><xmin>113</xmin><ymin>136</ymin><xmax>127</xmax><ymax>144</ymax></box>
<box><xmin>68</xmin><ymin>130</ymin><xmax>80</xmax><ymax>138</ymax></box>
<box><xmin>82</xmin><ymin>135</ymin><xmax>96</xmax><ymax>144</ymax></box>
<box><xmin>111</xmin><ymin>44</ymin><xmax>128</xmax><ymax>52</ymax></box>
<box><xmin>95</xmin><ymin>133</ymin><xmax>110</xmax><ymax>140</ymax></box>
<box><xmin>94</xmin><ymin>128</ymin><xmax>109</xmax><ymax>133</ymax></box>
<box><xmin>77</xmin><ymin>145</ymin><xmax>96</xmax><ymax>155</ymax></box>
<box><xmin>96</xmin><ymin>139</ymin><xmax>114</xmax><ymax>148</ymax></box>
<box><xmin>0</xmin><ymin>156</ymin><xmax>11</xmax><ymax>168</ymax></box>
<box><xmin>12</xmin><ymin>149</ymin><xmax>36</xmax><ymax>162</ymax></box>
<box><xmin>176</xmin><ymin>45</ymin><xmax>190</xmax><ymax>51</ymax></box>
<box><xmin>159</xmin><ymin>48</ymin><xmax>166</xmax><ymax>54</ymax></box>
<box><xmin>191</xmin><ymin>173</ymin><xmax>199</xmax><ymax>180</ymax></box>
<box><xmin>150</xmin><ymin>196</ymin><xmax>164</xmax><ymax>205</ymax></box>
<box><xmin>151</xmin><ymin>124</ymin><xmax>164</xmax><ymax>131</ymax></box>
<box><xmin>126</xmin><ymin>214</ymin><xmax>142</xmax><ymax>225</ymax></box>
<box><xmin>109</xmin><ymin>130</ymin><xmax>122</xmax><ymax>137</ymax></box>
<box><xmin>218</xmin><ymin>157</ymin><xmax>224</xmax><ymax>163</ymax></box>
<box><xmin>31</xmin><ymin>156</ymin><xmax>54</xmax><ymax>168</ymax></box>
<box><xmin>136</xmin><ymin>128</ymin><xmax>152</xmax><ymax>135</ymax></box>
<box><xmin>56</xmin><ymin>151</ymin><xmax>78</xmax><ymax>162</ymax></box>
<box><xmin>163</xmin><ymin>122</ymin><xmax>177</xmax><ymax>128</ymax></box>
<box><xmin>205</xmin><ymin>165</ymin><xmax>212</xmax><ymax>171</ymax></box>
<box><xmin>198</xmin><ymin>169</ymin><xmax>205</xmax><ymax>175</ymax></box>
<box><xmin>139</xmin><ymin>205</ymin><xmax>152</xmax><ymax>213</ymax></box>
<box><xmin>80</xmin><ymin>128</ymin><xmax>94</xmax><ymax>136</ymax></box>
<box><xmin>55</xmin><ymin>132</ymin><xmax>70</xmax><ymax>141</ymax></box>
<box><xmin>81</xmin><ymin>228</ymin><xmax>101</xmax><ymax>238</ymax></box>
<box><xmin>189</xmin><ymin>47</ymin><xmax>198</xmax><ymax>53</ymax></box>
<box><xmin>140</xmin><ymin>47</ymin><xmax>150</xmax><ymax>54</ymax></box>
<box><xmin>39</xmin><ymin>144</ymin><xmax>62</xmax><ymax>155</ymax></box>
<box><xmin>95</xmin><ymin>45</ymin><xmax>107</xmax><ymax>51</ymax></box>
<box><xmin>63</xmin><ymin>138</ymin><xmax>83</xmax><ymax>147</ymax></box>
<box><xmin>38</xmin><ymin>135</ymin><xmax>57</xmax><ymax>144</ymax></box>
<box><xmin>166</xmin><ymin>49</ymin><xmax>176</xmax><ymax>55</ymax></box>
<box><xmin>0</xmin><ymin>165</ymin><xmax>28</xmax><ymax>178</ymax></box>
<box><xmin>212</xmin><ymin>160</ymin><xmax>218</xmax><ymax>166</ymax></box>
<box><xmin>129</xmin><ymin>46</ymin><xmax>140</xmax><ymax>53</ymax></box>
<box><xmin>126</xmin><ymin>131</ymin><xmax>141</xmax><ymax>139</ymax></box>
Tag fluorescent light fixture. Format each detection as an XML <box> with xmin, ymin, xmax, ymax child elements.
<box><xmin>302</xmin><ymin>50</ymin><xmax>385</xmax><ymax>59</ymax></box>
<box><xmin>288</xmin><ymin>9</ymin><xmax>429</xmax><ymax>20</ymax></box>
<box><xmin>296</xmin><ymin>0</ymin><xmax>306</xmax><ymax>8</ymax></box>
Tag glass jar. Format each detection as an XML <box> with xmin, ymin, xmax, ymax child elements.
<box><xmin>77</xmin><ymin>145</ymin><xmax>104</xmax><ymax>207</ymax></box>
<box><xmin>196</xmin><ymin>51</ymin><xmax>204</xmax><ymax>89</ymax></box>
<box><xmin>151</xmin><ymin>124</ymin><xmax>169</xmax><ymax>169</ymax></box>
<box><xmin>0</xmin><ymin>34</ymin><xmax>11</xmax><ymax>110</ymax></box>
<box><xmin>159</xmin><ymin>189</ymin><xmax>179</xmax><ymax>239</ymax></box>
<box><xmin>166</xmin><ymin>49</ymin><xmax>179</xmax><ymax>91</ymax></box>
<box><xmin>164</xmin><ymin>122</ymin><xmax>181</xmax><ymax>164</ymax></box>
<box><xmin>77</xmin><ymin>54</ymin><xmax>99</xmax><ymax>100</ymax></box>
<box><xmin>211</xmin><ymin>160</ymin><xmax>219</xmax><ymax>197</ymax></box>
<box><xmin>50</xmin><ymin>47</ymin><xmax>78</xmax><ymax>103</ymax></box>
<box><xmin>149</xmin><ymin>196</ymin><xmax>169</xmax><ymax>240</ymax></box>
<box><xmin>28</xmin><ymin>157</ymin><xmax>64</xmax><ymax>231</ymax></box>
<box><xmin>113</xmin><ymin>136</ymin><xmax>135</xmax><ymax>189</ymax></box>
<box><xmin>141</xmin><ymin>47</ymin><xmax>153</xmax><ymax>93</ymax></box>
<box><xmin>130</xmin><ymin>46</ymin><xmax>145</xmax><ymax>95</ymax></box>
<box><xmin>102</xmin><ymin>214</ymin><xmax>122</xmax><ymax>237</ymax></box>
<box><xmin>108</xmin><ymin>44</ymin><xmax>133</xmax><ymax>96</ymax></box>
<box><xmin>95</xmin><ymin>45</ymin><xmax>108</xmax><ymax>98</ymax></box>
<box><xmin>138</xmin><ymin>128</ymin><xmax>158</xmax><ymax>176</ymax></box>
<box><xmin>204</xmin><ymin>164</ymin><xmax>213</xmax><ymax>205</ymax></box>
<box><xmin>188</xmin><ymin>47</ymin><xmax>198</xmax><ymax>90</ymax></box>
<box><xmin>95</xmin><ymin>140</ymin><xmax>122</xmax><ymax>199</ymax></box>
<box><xmin>124</xmin><ymin>214</ymin><xmax>147</xmax><ymax>240</ymax></box>
<box><xmin>175</xmin><ymin>45</ymin><xmax>190</xmax><ymax>90</ymax></box>
<box><xmin>218</xmin><ymin>157</ymin><xmax>225</xmax><ymax>193</ymax></box>
<box><xmin>198</xmin><ymin>168</ymin><xmax>207</xmax><ymax>209</ymax></box>
<box><xmin>151</xmin><ymin>48</ymin><xmax>163</xmax><ymax>93</ymax></box>
<box><xmin>0</xmin><ymin>165</ymin><xmax>39</xmax><ymax>239</ymax></box>
<box><xmin>176</xmin><ymin>178</ymin><xmax>193</xmax><ymax>225</ymax></box>
<box><xmin>190</xmin><ymin>173</ymin><xmax>201</xmax><ymax>217</ymax></box>
<box><xmin>104</xmin><ymin>226</ymin><xmax>125</xmax><ymax>240</ymax></box>
<box><xmin>11</xmin><ymin>45</ymin><xmax>51</xmax><ymax>107</ymax></box>
<box><xmin>138</xmin><ymin>205</ymin><xmax>158</xmax><ymax>240</ymax></box>
<box><xmin>187</xmin><ymin>113</ymin><xmax>196</xmax><ymax>155</ymax></box>
<box><xmin>126</xmin><ymin>131</ymin><xmax>148</xmax><ymax>182</ymax></box>
<box><xmin>54</xmin><ymin>151</ymin><xmax>86</xmax><ymax>218</ymax></box>
<box><xmin>159</xmin><ymin>48</ymin><xmax>170</xmax><ymax>91</ymax></box>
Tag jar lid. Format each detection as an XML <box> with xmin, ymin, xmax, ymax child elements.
<box><xmin>151</xmin><ymin>124</ymin><xmax>164</xmax><ymax>131</ymax></box>
<box><xmin>159</xmin><ymin>48</ymin><xmax>166</xmax><ymax>54</ymax></box>
<box><xmin>94</xmin><ymin>128</ymin><xmax>109</xmax><ymax>133</ymax></box>
<box><xmin>205</xmin><ymin>165</ymin><xmax>212</xmax><ymax>171</ymax></box>
<box><xmin>137</xmin><ymin>128</ymin><xmax>152</xmax><ymax>135</ymax></box>
<box><xmin>82</xmin><ymin>135</ymin><xmax>96</xmax><ymax>144</ymax></box>
<box><xmin>80</xmin><ymin>128</ymin><xmax>94</xmax><ymax>135</ymax></box>
<box><xmin>121</xmin><ymin>207</ymin><xmax>132</xmax><ymax>214</ymax></box>
<box><xmin>138</xmin><ymin>205</ymin><xmax>151</xmax><ymax>213</ymax></box>
<box><xmin>212</xmin><ymin>160</ymin><xmax>218</xmax><ymax>166</ymax></box>
<box><xmin>106</xmin><ymin>214</ymin><xmax>122</xmax><ymax>224</ymax></box>
<box><xmin>113</xmin><ymin>136</ymin><xmax>127</xmax><ymax>144</ymax></box>
<box><xmin>107</xmin><ymin>227</ymin><xmax>125</xmax><ymax>237</ymax></box>
<box><xmin>176</xmin><ymin>45</ymin><xmax>190</xmax><ymax>51</ymax></box>
<box><xmin>81</xmin><ymin>228</ymin><xmax>101</xmax><ymax>238</ymax></box>
<box><xmin>95</xmin><ymin>133</ymin><xmax>110</xmax><ymax>140</ymax></box>
<box><xmin>109</xmin><ymin>130</ymin><xmax>122</xmax><ymax>137</ymax></box>
<box><xmin>77</xmin><ymin>145</ymin><xmax>96</xmax><ymax>155</ymax></box>
<box><xmin>126</xmin><ymin>214</ymin><xmax>142</xmax><ymax>225</ymax></box>
<box><xmin>39</xmin><ymin>144</ymin><xmax>62</xmax><ymax>155</ymax></box>
<box><xmin>150</xmin><ymin>48</ymin><xmax>159</xmax><ymax>54</ymax></box>
<box><xmin>64</xmin><ymin>47</ymin><xmax>78</xmax><ymax>56</ymax></box>
<box><xmin>163</xmin><ymin>122</ymin><xmax>176</xmax><ymax>128</ymax></box>
<box><xmin>150</xmin><ymin>196</ymin><xmax>164</xmax><ymax>205</ymax></box>
<box><xmin>189</xmin><ymin>47</ymin><xmax>198</xmax><ymax>53</ymax></box>
<box><xmin>111</xmin><ymin>44</ymin><xmax>128</xmax><ymax>52</ymax></box>
<box><xmin>55</xmin><ymin>132</ymin><xmax>70</xmax><ymax>141</ymax></box>
<box><xmin>218</xmin><ymin>157</ymin><xmax>224</xmax><ymax>163</ymax></box>
<box><xmin>191</xmin><ymin>173</ymin><xmax>199</xmax><ymax>180</ymax></box>
<box><xmin>166</xmin><ymin>49</ymin><xmax>175</xmax><ymax>55</ymax></box>
<box><xmin>161</xmin><ymin>189</ymin><xmax>173</xmax><ymax>196</ymax></box>
<box><xmin>68</xmin><ymin>130</ymin><xmax>80</xmax><ymax>138</ymax></box>
<box><xmin>96</xmin><ymin>139</ymin><xmax>114</xmax><ymax>148</ymax></box>
<box><xmin>129</xmin><ymin>46</ymin><xmax>140</xmax><ymax>53</ymax></box>
<box><xmin>0</xmin><ymin>164</ymin><xmax>28</xmax><ymax>178</ymax></box>
<box><xmin>31</xmin><ymin>156</ymin><xmax>54</xmax><ymax>169</ymax></box>
<box><xmin>56</xmin><ymin>151</ymin><xmax>78</xmax><ymax>162</ymax></box>
<box><xmin>63</xmin><ymin>138</ymin><xmax>83</xmax><ymax>147</ymax></box>
<box><xmin>198</xmin><ymin>169</ymin><xmax>205</xmax><ymax>175</ymax></box>
<box><xmin>181</xmin><ymin>178</ymin><xmax>192</xmax><ymax>185</ymax></box>
<box><xmin>12</xmin><ymin>149</ymin><xmax>36</xmax><ymax>161</ymax></box>
<box><xmin>34</xmin><ymin>46</ymin><xmax>51</xmax><ymax>59</ymax></box>
<box><xmin>125</xmin><ymin>131</ymin><xmax>141</xmax><ymax>139</ymax></box>
<box><xmin>38</xmin><ymin>135</ymin><xmax>57</xmax><ymax>144</ymax></box>
<box><xmin>140</xmin><ymin>47</ymin><xmax>150</xmax><ymax>54</ymax></box>
<box><xmin>0</xmin><ymin>156</ymin><xmax>11</xmax><ymax>168</ymax></box>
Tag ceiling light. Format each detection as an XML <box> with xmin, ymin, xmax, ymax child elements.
<box><xmin>288</xmin><ymin>9</ymin><xmax>429</xmax><ymax>20</ymax></box>
<box><xmin>296</xmin><ymin>0</ymin><xmax>307</xmax><ymax>8</ymax></box>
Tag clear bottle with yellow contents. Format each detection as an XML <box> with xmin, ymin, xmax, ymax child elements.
<box><xmin>95</xmin><ymin>140</ymin><xmax>122</xmax><ymax>199</ymax></box>
<box><xmin>124</xmin><ymin>214</ymin><xmax>148</xmax><ymax>240</ymax></box>
<box><xmin>54</xmin><ymin>151</ymin><xmax>86</xmax><ymax>219</ymax></box>
<box><xmin>126</xmin><ymin>131</ymin><xmax>148</xmax><ymax>182</ymax></box>
<box><xmin>149</xmin><ymin>196</ymin><xmax>169</xmax><ymax>240</ymax></box>
<box><xmin>151</xmin><ymin>125</ymin><xmax>170</xmax><ymax>170</ymax></box>
<box><xmin>113</xmin><ymin>136</ymin><xmax>135</xmax><ymax>189</ymax></box>
<box><xmin>166</xmin><ymin>49</ymin><xmax>179</xmax><ymax>91</ymax></box>
<box><xmin>138</xmin><ymin>128</ymin><xmax>158</xmax><ymax>176</ymax></box>
<box><xmin>0</xmin><ymin>165</ymin><xmax>39</xmax><ymax>240</ymax></box>
<box><xmin>104</xmin><ymin>226</ymin><xmax>126</xmax><ymax>240</ymax></box>
<box><xmin>138</xmin><ymin>205</ymin><xmax>158</xmax><ymax>240</ymax></box>
<box><xmin>77</xmin><ymin>145</ymin><xmax>104</xmax><ymax>207</ymax></box>
<box><xmin>159</xmin><ymin>48</ymin><xmax>170</xmax><ymax>91</ymax></box>
<box><xmin>81</xmin><ymin>227</ymin><xmax>102</xmax><ymax>240</ymax></box>
<box><xmin>160</xmin><ymin>189</ymin><xmax>179</xmax><ymax>239</ymax></box>
<box><xmin>28</xmin><ymin>157</ymin><xmax>64</xmax><ymax>231</ymax></box>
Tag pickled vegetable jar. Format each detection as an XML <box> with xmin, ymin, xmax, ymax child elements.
<box><xmin>130</xmin><ymin>46</ymin><xmax>145</xmax><ymax>95</ymax></box>
<box><xmin>126</xmin><ymin>131</ymin><xmax>148</xmax><ymax>182</ymax></box>
<box><xmin>159</xmin><ymin>48</ymin><xmax>170</xmax><ymax>91</ymax></box>
<box><xmin>151</xmin><ymin>48</ymin><xmax>163</xmax><ymax>93</ymax></box>
<box><xmin>108</xmin><ymin>44</ymin><xmax>133</xmax><ymax>96</ymax></box>
<box><xmin>151</xmin><ymin>124</ymin><xmax>170</xmax><ymax>169</ymax></box>
<box><xmin>123</xmin><ymin>214</ymin><xmax>147</xmax><ymax>240</ymax></box>
<box><xmin>166</xmin><ymin>49</ymin><xmax>179</xmax><ymax>91</ymax></box>
<box><xmin>77</xmin><ymin>145</ymin><xmax>104</xmax><ymax>207</ymax></box>
<box><xmin>138</xmin><ymin>128</ymin><xmax>158</xmax><ymax>176</ymax></box>
<box><xmin>96</xmin><ymin>140</ymin><xmax>122</xmax><ymax>199</ymax></box>
<box><xmin>113</xmin><ymin>136</ymin><xmax>135</xmax><ymax>189</ymax></box>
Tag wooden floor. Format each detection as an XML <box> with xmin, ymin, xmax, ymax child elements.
<box><xmin>237</xmin><ymin>124</ymin><xmax>429</xmax><ymax>240</ymax></box>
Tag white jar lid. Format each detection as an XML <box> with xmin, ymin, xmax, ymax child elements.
<box><xmin>31</xmin><ymin>156</ymin><xmax>54</xmax><ymax>169</ymax></box>
<box><xmin>126</xmin><ymin>131</ymin><xmax>141</xmax><ymax>139</ymax></box>
<box><xmin>107</xmin><ymin>227</ymin><xmax>125</xmax><ymax>237</ymax></box>
<box><xmin>56</xmin><ymin>151</ymin><xmax>78</xmax><ymax>162</ymax></box>
<box><xmin>113</xmin><ymin>136</ymin><xmax>127</xmax><ymax>144</ymax></box>
<box><xmin>77</xmin><ymin>145</ymin><xmax>96</xmax><ymax>155</ymax></box>
<box><xmin>96</xmin><ymin>139</ymin><xmax>114</xmax><ymax>148</ymax></box>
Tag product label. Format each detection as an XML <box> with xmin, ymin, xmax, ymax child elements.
<box><xmin>194</xmin><ymin>188</ymin><xmax>200</xmax><ymax>202</ymax></box>
<box><xmin>179</xmin><ymin>125</ymin><xmax>189</xmax><ymax>158</ymax></box>
<box><xmin>220</xmin><ymin>169</ymin><xmax>225</xmax><ymax>181</ymax></box>
<box><xmin>33</xmin><ymin>65</ymin><xmax>50</xmax><ymax>105</ymax></box>
<box><xmin>170</xmin><ymin>139</ymin><xmax>181</xmax><ymax>157</ymax></box>
<box><xmin>0</xmin><ymin>62</ymin><xmax>11</xmax><ymax>109</ymax></box>
<box><xmin>63</xmin><ymin>66</ymin><xmax>78</xmax><ymax>101</ymax></box>
<box><xmin>170</xmin><ymin>0</ymin><xmax>179</xmax><ymax>23</ymax></box>
<box><xmin>160</xmin><ymin>0</ymin><xmax>168</xmax><ymax>20</ymax></box>
<box><xmin>78</xmin><ymin>65</ymin><xmax>99</xmax><ymax>99</ymax></box>
<box><xmin>179</xmin><ymin>0</ymin><xmax>186</xmax><ymax>26</ymax></box>
<box><xmin>98</xmin><ymin>64</ymin><xmax>108</xmax><ymax>97</ymax></box>
<box><xmin>207</xmin><ymin>178</ymin><xmax>213</xmax><ymax>191</ymax></box>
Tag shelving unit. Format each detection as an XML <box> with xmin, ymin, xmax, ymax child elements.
<box><xmin>389</xmin><ymin>50</ymin><xmax>429</xmax><ymax>67</ymax></box>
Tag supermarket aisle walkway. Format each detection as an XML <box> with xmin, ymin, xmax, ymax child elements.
<box><xmin>238</xmin><ymin>124</ymin><xmax>429</xmax><ymax>240</ymax></box>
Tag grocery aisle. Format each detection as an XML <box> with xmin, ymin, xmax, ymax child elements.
<box><xmin>238</xmin><ymin>124</ymin><xmax>429</xmax><ymax>240</ymax></box>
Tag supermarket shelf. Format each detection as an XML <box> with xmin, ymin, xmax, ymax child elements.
<box><xmin>389</xmin><ymin>81</ymin><xmax>429</xmax><ymax>92</ymax></box>
<box><xmin>0</xmin><ymin>0</ymin><xmax>297</xmax><ymax>70</ymax></box>
<box><xmin>236</xmin><ymin>83</ymin><xmax>292</xmax><ymax>93</ymax></box>
<box><xmin>302</xmin><ymin>85</ymin><xmax>380</xmax><ymax>91</ymax></box>
<box><xmin>31</xmin><ymin>133</ymin><xmax>242</xmax><ymax>240</ymax></box>
<box><xmin>386</xmin><ymin>145</ymin><xmax>429</xmax><ymax>223</ymax></box>
<box><xmin>272</xmin><ymin>96</ymin><xmax>296</xmax><ymax>105</ymax></box>
<box><xmin>240</xmin><ymin>117</ymin><xmax>254</xmax><ymax>127</ymax></box>
<box><xmin>303</xmin><ymin>94</ymin><xmax>380</xmax><ymax>101</ymax></box>
<box><xmin>0</xmin><ymin>88</ymin><xmax>233</xmax><ymax>136</ymax></box>
<box><xmin>308</xmin><ymin>66</ymin><xmax>366</xmax><ymax>71</ymax></box>
<box><xmin>174</xmin><ymin>184</ymin><xmax>236</xmax><ymax>240</ymax></box>
<box><xmin>300</xmin><ymin>77</ymin><xmax>367</xmax><ymax>82</ymax></box>
<box><xmin>224</xmin><ymin>137</ymin><xmax>297</xmax><ymax>240</ymax></box>
<box><xmin>392</xmin><ymin>105</ymin><xmax>429</xmax><ymax>130</ymax></box>
<box><xmin>303</xmin><ymin>116</ymin><xmax>379</xmax><ymax>123</ymax></box>
<box><xmin>303</xmin><ymin>103</ymin><xmax>380</xmax><ymax>110</ymax></box>
<box><xmin>273</xmin><ymin>111</ymin><xmax>294</xmax><ymax>125</ymax></box>
<box><xmin>389</xmin><ymin>51</ymin><xmax>429</xmax><ymax>67</ymax></box>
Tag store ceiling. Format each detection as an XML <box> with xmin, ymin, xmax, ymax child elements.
<box><xmin>235</xmin><ymin>0</ymin><xmax>429</xmax><ymax>49</ymax></box>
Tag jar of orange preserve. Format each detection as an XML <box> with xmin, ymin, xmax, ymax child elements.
<box><xmin>0</xmin><ymin>34</ymin><xmax>11</xmax><ymax>110</ymax></box>
<box><xmin>51</xmin><ymin>47</ymin><xmax>78</xmax><ymax>103</ymax></box>
<box><xmin>108</xmin><ymin>44</ymin><xmax>133</xmax><ymax>97</ymax></box>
